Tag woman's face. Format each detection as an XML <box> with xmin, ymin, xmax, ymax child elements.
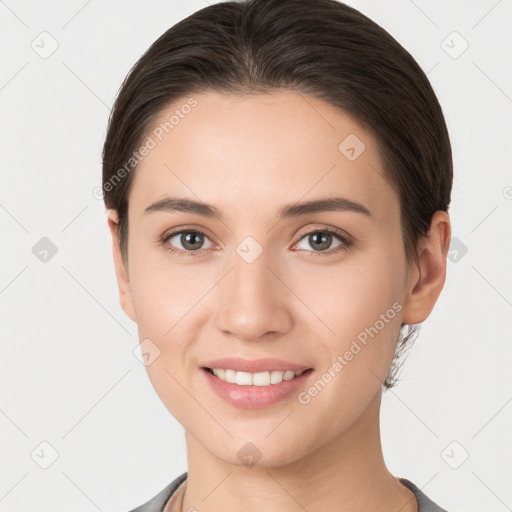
<box><xmin>109</xmin><ymin>90</ymin><xmax>422</xmax><ymax>467</ymax></box>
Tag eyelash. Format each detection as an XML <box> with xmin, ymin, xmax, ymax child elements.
<box><xmin>160</xmin><ymin>226</ymin><xmax>353</xmax><ymax>259</ymax></box>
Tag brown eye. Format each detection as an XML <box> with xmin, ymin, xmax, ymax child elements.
<box><xmin>294</xmin><ymin>228</ymin><xmax>352</xmax><ymax>256</ymax></box>
<box><xmin>163</xmin><ymin>229</ymin><xmax>214</xmax><ymax>254</ymax></box>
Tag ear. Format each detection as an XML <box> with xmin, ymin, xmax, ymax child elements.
<box><xmin>107</xmin><ymin>209</ymin><xmax>137</xmax><ymax>323</ymax></box>
<box><xmin>401</xmin><ymin>210</ymin><xmax>452</xmax><ymax>324</ymax></box>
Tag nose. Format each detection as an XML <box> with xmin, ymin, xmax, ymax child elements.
<box><xmin>214</xmin><ymin>249</ymin><xmax>293</xmax><ymax>342</ymax></box>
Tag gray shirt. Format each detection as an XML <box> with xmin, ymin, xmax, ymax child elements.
<box><xmin>127</xmin><ymin>472</ymin><xmax>449</xmax><ymax>512</ymax></box>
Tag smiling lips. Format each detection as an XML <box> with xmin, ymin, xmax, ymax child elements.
<box><xmin>201</xmin><ymin>357</ymin><xmax>314</xmax><ymax>408</ymax></box>
<box><xmin>202</xmin><ymin>357</ymin><xmax>312</xmax><ymax>385</ymax></box>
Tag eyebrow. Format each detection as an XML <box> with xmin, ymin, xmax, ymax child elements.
<box><xmin>143</xmin><ymin>196</ymin><xmax>372</xmax><ymax>219</ymax></box>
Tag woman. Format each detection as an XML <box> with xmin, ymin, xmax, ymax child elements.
<box><xmin>102</xmin><ymin>0</ymin><xmax>452</xmax><ymax>510</ymax></box>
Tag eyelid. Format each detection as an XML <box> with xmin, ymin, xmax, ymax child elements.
<box><xmin>295</xmin><ymin>224</ymin><xmax>353</xmax><ymax>243</ymax></box>
<box><xmin>161</xmin><ymin>224</ymin><xmax>216</xmax><ymax>241</ymax></box>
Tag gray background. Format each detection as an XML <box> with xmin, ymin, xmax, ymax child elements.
<box><xmin>1</xmin><ymin>0</ymin><xmax>511</xmax><ymax>511</ymax></box>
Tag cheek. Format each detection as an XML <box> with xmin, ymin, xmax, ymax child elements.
<box><xmin>292</xmin><ymin>266</ymin><xmax>403</xmax><ymax>432</ymax></box>
<box><xmin>293</xmin><ymin>247</ymin><xmax>404</xmax><ymax>330</ymax></box>
<box><xmin>130</xmin><ymin>269</ymin><xmax>201</xmax><ymax>422</ymax></box>
<box><xmin>293</xmin><ymin>248</ymin><xmax>405</xmax><ymax>381</ymax></box>
<box><xmin>128</xmin><ymin>250</ymin><xmax>207</xmax><ymax>334</ymax></box>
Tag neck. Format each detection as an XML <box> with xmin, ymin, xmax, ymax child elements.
<box><xmin>181</xmin><ymin>389</ymin><xmax>417</xmax><ymax>512</ymax></box>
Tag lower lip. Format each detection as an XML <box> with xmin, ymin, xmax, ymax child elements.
<box><xmin>201</xmin><ymin>368</ymin><xmax>314</xmax><ymax>409</ymax></box>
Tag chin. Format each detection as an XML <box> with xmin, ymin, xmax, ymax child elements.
<box><xmin>205</xmin><ymin>436</ymin><xmax>309</xmax><ymax>469</ymax></box>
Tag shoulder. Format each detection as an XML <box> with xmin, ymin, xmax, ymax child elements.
<box><xmin>399</xmin><ymin>478</ymin><xmax>450</xmax><ymax>512</ymax></box>
<box><xmin>125</xmin><ymin>472</ymin><xmax>188</xmax><ymax>512</ymax></box>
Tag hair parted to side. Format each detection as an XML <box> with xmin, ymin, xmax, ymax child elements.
<box><xmin>102</xmin><ymin>0</ymin><xmax>453</xmax><ymax>389</ymax></box>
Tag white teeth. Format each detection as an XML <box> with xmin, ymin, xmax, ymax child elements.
<box><xmin>210</xmin><ymin>368</ymin><xmax>306</xmax><ymax>386</ymax></box>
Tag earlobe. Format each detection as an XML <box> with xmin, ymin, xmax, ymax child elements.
<box><xmin>107</xmin><ymin>209</ymin><xmax>137</xmax><ymax>323</ymax></box>
<box><xmin>401</xmin><ymin>211</ymin><xmax>452</xmax><ymax>324</ymax></box>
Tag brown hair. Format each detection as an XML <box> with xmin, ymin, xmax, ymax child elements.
<box><xmin>102</xmin><ymin>0</ymin><xmax>453</xmax><ymax>389</ymax></box>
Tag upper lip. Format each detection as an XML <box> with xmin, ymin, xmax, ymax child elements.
<box><xmin>202</xmin><ymin>357</ymin><xmax>312</xmax><ymax>373</ymax></box>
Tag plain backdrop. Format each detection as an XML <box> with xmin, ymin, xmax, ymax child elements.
<box><xmin>1</xmin><ymin>1</ymin><xmax>511</xmax><ymax>511</ymax></box>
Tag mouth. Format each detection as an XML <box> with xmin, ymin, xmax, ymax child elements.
<box><xmin>199</xmin><ymin>357</ymin><xmax>315</xmax><ymax>408</ymax></box>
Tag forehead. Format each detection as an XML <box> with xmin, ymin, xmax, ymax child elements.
<box><xmin>129</xmin><ymin>90</ymin><xmax>398</xmax><ymax>222</ymax></box>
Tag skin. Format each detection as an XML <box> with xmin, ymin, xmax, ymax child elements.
<box><xmin>107</xmin><ymin>90</ymin><xmax>451</xmax><ymax>512</ymax></box>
